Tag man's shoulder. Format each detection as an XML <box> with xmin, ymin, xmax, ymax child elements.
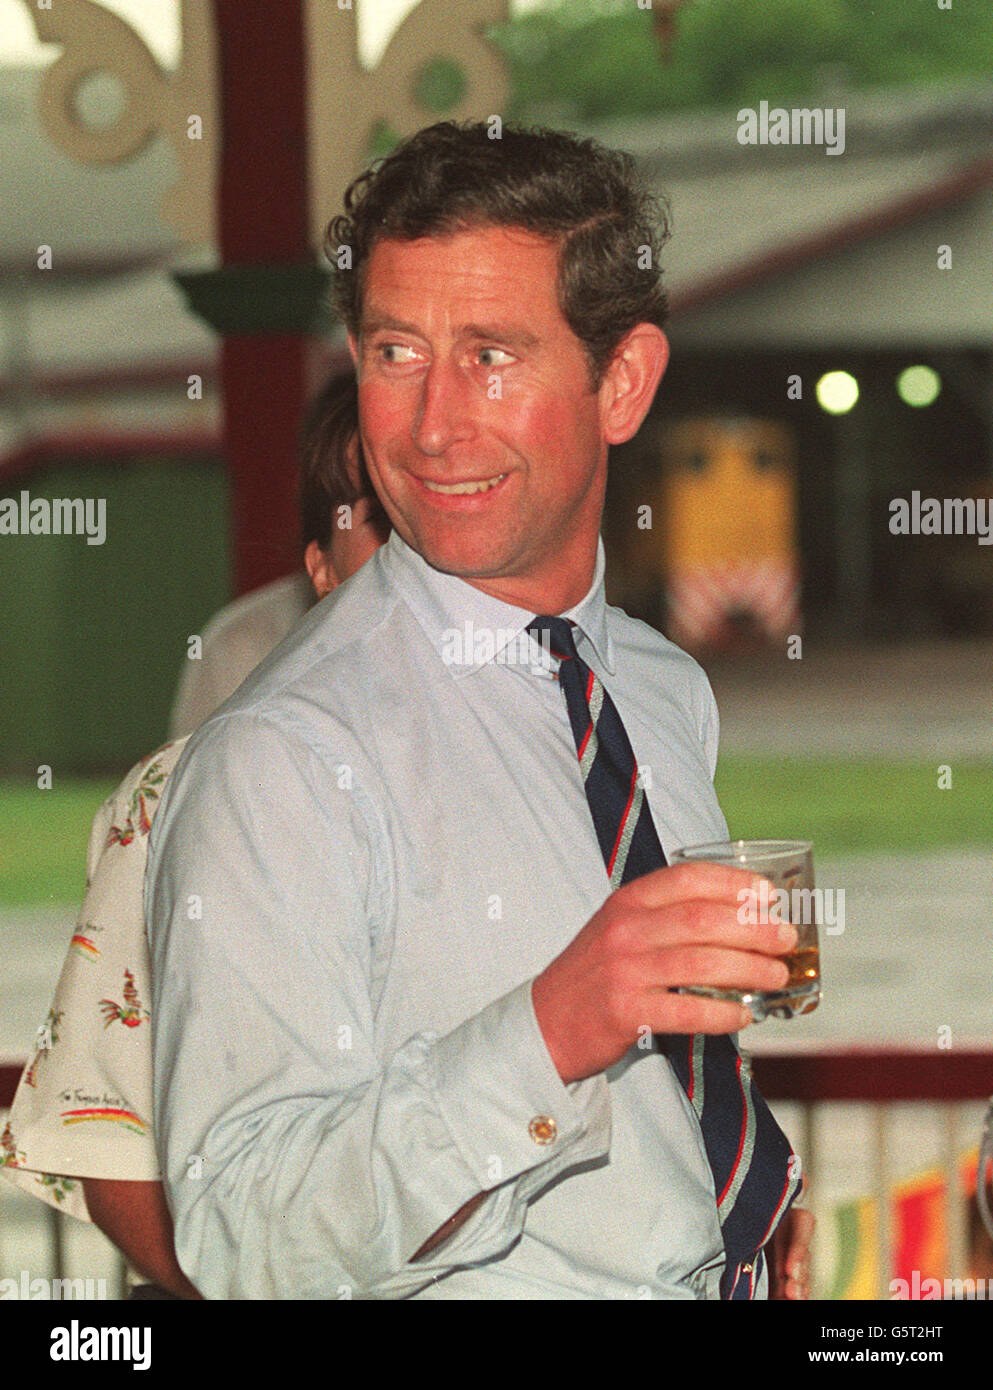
<box><xmin>86</xmin><ymin>737</ymin><xmax>191</xmax><ymax>882</ymax></box>
<box><xmin>606</xmin><ymin>602</ymin><xmax>712</xmax><ymax>691</ymax></box>
<box><xmin>605</xmin><ymin>604</ymin><xmax>720</xmax><ymax>756</ymax></box>
<box><xmin>184</xmin><ymin>556</ymin><xmax>407</xmax><ymax>742</ymax></box>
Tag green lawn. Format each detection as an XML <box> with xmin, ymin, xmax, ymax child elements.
<box><xmin>715</xmin><ymin>756</ymin><xmax>993</xmax><ymax>856</ymax></box>
<box><xmin>0</xmin><ymin>758</ymin><xmax>990</xmax><ymax>907</ymax></box>
<box><xmin>0</xmin><ymin>777</ymin><xmax>118</xmax><ymax>908</ymax></box>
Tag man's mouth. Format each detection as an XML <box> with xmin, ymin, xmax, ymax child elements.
<box><xmin>420</xmin><ymin>474</ymin><xmax>507</xmax><ymax>496</ymax></box>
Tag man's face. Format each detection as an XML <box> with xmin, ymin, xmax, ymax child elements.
<box><xmin>350</xmin><ymin>226</ymin><xmax>612</xmax><ymax>612</ymax></box>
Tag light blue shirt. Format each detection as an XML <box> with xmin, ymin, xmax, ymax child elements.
<box><xmin>146</xmin><ymin>530</ymin><xmax>746</xmax><ymax>1300</ymax></box>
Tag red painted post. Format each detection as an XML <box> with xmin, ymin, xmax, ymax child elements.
<box><xmin>209</xmin><ymin>0</ymin><xmax>314</xmax><ymax>596</ymax></box>
<box><xmin>752</xmin><ymin>1049</ymin><xmax>993</xmax><ymax>1102</ymax></box>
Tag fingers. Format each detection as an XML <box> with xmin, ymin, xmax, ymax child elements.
<box><xmin>622</xmin><ymin>861</ymin><xmax>769</xmax><ymax>909</ymax></box>
<box><xmin>645</xmin><ymin>945</ymin><xmax>791</xmax><ymax>994</ymax></box>
<box><xmin>790</xmin><ymin>1206</ymin><xmax>816</xmax><ymax>1243</ymax></box>
<box><xmin>784</xmin><ymin>1207</ymin><xmax>815</xmax><ymax>1299</ymax></box>
<box><xmin>599</xmin><ymin>898</ymin><xmax>797</xmax><ymax>1037</ymax></box>
<box><xmin>643</xmin><ymin>989</ymin><xmax>753</xmax><ymax>1036</ymax></box>
<box><xmin>618</xmin><ymin>900</ymin><xmax>798</xmax><ymax>959</ymax></box>
<box><xmin>784</xmin><ymin>1260</ymin><xmax>811</xmax><ymax>1299</ymax></box>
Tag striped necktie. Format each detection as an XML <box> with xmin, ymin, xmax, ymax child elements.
<box><xmin>527</xmin><ymin>615</ymin><xmax>800</xmax><ymax>1299</ymax></box>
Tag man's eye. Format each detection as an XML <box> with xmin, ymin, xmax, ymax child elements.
<box><xmin>479</xmin><ymin>347</ymin><xmax>514</xmax><ymax>368</ymax></box>
<box><xmin>379</xmin><ymin>343</ymin><xmax>418</xmax><ymax>364</ymax></box>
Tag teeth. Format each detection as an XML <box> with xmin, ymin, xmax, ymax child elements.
<box><xmin>423</xmin><ymin>475</ymin><xmax>505</xmax><ymax>495</ymax></box>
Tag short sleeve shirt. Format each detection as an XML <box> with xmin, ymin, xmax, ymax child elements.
<box><xmin>1</xmin><ymin>739</ymin><xmax>188</xmax><ymax>1220</ymax></box>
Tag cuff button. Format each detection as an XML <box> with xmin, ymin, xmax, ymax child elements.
<box><xmin>528</xmin><ymin>1115</ymin><xmax>557</xmax><ymax>1145</ymax></box>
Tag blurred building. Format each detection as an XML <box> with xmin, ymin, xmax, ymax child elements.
<box><xmin>0</xmin><ymin>61</ymin><xmax>344</xmax><ymax>770</ymax></box>
<box><xmin>3</xmin><ymin>66</ymin><xmax>993</xmax><ymax>767</ymax></box>
<box><xmin>595</xmin><ymin>81</ymin><xmax>993</xmax><ymax>643</ymax></box>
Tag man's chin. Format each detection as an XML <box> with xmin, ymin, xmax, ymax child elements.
<box><xmin>396</xmin><ymin>524</ymin><xmax>508</xmax><ymax>580</ymax></box>
<box><xmin>420</xmin><ymin>547</ymin><xmax>508</xmax><ymax>581</ymax></box>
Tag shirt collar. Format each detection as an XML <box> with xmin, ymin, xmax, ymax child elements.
<box><xmin>379</xmin><ymin>529</ymin><xmax>616</xmax><ymax>678</ymax></box>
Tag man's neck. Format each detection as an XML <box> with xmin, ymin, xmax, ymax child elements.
<box><xmin>455</xmin><ymin>565</ymin><xmax>597</xmax><ymax>616</ymax></box>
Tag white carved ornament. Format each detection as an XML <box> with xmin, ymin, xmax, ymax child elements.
<box><xmin>25</xmin><ymin>0</ymin><xmax>512</xmax><ymax>255</ymax></box>
<box><xmin>306</xmin><ymin>0</ymin><xmax>512</xmax><ymax>253</ymax></box>
<box><xmin>26</xmin><ymin>0</ymin><xmax>219</xmax><ymax>249</ymax></box>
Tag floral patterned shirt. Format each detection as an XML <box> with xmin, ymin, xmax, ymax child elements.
<box><xmin>1</xmin><ymin>738</ymin><xmax>188</xmax><ymax>1220</ymax></box>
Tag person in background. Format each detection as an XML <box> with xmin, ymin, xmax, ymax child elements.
<box><xmin>167</xmin><ymin>370</ymin><xmax>388</xmax><ymax>738</ymax></box>
<box><xmin>0</xmin><ymin>372</ymin><xmax>389</xmax><ymax>1298</ymax></box>
<box><xmin>167</xmin><ymin>567</ymin><xmax>312</xmax><ymax>739</ymax></box>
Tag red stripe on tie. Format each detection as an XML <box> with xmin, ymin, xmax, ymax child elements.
<box><xmin>576</xmin><ymin>669</ymin><xmax>596</xmax><ymax>768</ymax></box>
<box><xmin>717</xmin><ymin>1053</ymin><xmax>747</xmax><ymax>1206</ymax></box>
<box><xmin>686</xmin><ymin>1037</ymin><xmax>696</xmax><ymax>1101</ymax></box>
<box><xmin>607</xmin><ymin>762</ymin><xmax>638</xmax><ymax>878</ymax></box>
<box><xmin>578</xmin><ymin>721</ymin><xmax>593</xmax><ymax>761</ymax></box>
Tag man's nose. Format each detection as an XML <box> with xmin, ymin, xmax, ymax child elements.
<box><xmin>411</xmin><ymin>359</ymin><xmax>476</xmax><ymax>457</ymax></box>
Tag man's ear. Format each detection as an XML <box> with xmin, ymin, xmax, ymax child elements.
<box><xmin>347</xmin><ymin>333</ymin><xmax>359</xmax><ymax>369</ymax></box>
<box><xmin>599</xmin><ymin>325</ymin><xmax>669</xmax><ymax>446</ymax></box>
<box><xmin>304</xmin><ymin>540</ymin><xmax>339</xmax><ymax>600</ymax></box>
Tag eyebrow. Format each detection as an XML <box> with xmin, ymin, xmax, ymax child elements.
<box><xmin>462</xmin><ymin>322</ymin><xmax>541</xmax><ymax>351</ymax></box>
<box><xmin>361</xmin><ymin>311</ymin><xmax>540</xmax><ymax>351</ymax></box>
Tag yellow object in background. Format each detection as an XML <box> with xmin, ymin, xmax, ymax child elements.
<box><xmin>659</xmin><ymin>417</ymin><xmax>799</xmax><ymax>568</ymax></box>
<box><xmin>656</xmin><ymin>417</ymin><xmax>802</xmax><ymax>649</ymax></box>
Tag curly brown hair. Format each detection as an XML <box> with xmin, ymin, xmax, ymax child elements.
<box><xmin>297</xmin><ymin>369</ymin><xmax>387</xmax><ymax>551</ymax></box>
<box><xmin>325</xmin><ymin>121</ymin><xmax>670</xmax><ymax>387</ymax></box>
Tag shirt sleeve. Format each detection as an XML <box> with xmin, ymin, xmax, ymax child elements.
<box><xmin>1</xmin><ymin>746</ymin><xmax>185</xmax><ymax>1219</ymax></box>
<box><xmin>698</xmin><ymin>672</ymin><xmax>721</xmax><ymax>780</ymax></box>
<box><xmin>145</xmin><ymin>712</ymin><xmax>610</xmax><ymax>1300</ymax></box>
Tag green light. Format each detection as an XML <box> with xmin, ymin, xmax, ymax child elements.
<box><xmin>897</xmin><ymin>365</ymin><xmax>941</xmax><ymax>408</ymax></box>
<box><xmin>816</xmin><ymin>371</ymin><xmax>860</xmax><ymax>415</ymax></box>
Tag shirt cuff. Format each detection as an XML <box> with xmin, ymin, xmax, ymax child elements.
<box><xmin>381</xmin><ymin>979</ymin><xmax>610</xmax><ymax>1291</ymax></box>
<box><xmin>424</xmin><ymin>977</ymin><xmax>611</xmax><ymax>1194</ymax></box>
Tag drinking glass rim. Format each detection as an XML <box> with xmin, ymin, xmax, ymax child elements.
<box><xmin>671</xmin><ymin>838</ymin><xmax>813</xmax><ymax>862</ymax></box>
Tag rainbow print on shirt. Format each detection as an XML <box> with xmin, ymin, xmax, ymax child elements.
<box><xmin>71</xmin><ymin>923</ymin><xmax>103</xmax><ymax>961</ymax></box>
<box><xmin>59</xmin><ymin>1107</ymin><xmax>148</xmax><ymax>1137</ymax></box>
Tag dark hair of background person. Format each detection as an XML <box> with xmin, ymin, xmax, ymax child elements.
<box><xmin>325</xmin><ymin>120</ymin><xmax>670</xmax><ymax>389</ymax></box>
<box><xmin>298</xmin><ymin>368</ymin><xmax>388</xmax><ymax>552</ymax></box>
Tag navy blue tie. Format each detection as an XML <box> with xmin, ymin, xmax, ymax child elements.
<box><xmin>528</xmin><ymin>615</ymin><xmax>800</xmax><ymax>1299</ymax></box>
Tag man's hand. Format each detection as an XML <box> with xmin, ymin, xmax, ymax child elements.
<box><xmin>531</xmin><ymin>863</ymin><xmax>797</xmax><ymax>1085</ymax></box>
<box><xmin>769</xmin><ymin>1200</ymin><xmax>815</xmax><ymax>1300</ymax></box>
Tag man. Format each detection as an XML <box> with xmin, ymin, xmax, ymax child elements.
<box><xmin>147</xmin><ymin>121</ymin><xmax>811</xmax><ymax>1300</ymax></box>
<box><xmin>1</xmin><ymin>372</ymin><xmax>387</xmax><ymax>1299</ymax></box>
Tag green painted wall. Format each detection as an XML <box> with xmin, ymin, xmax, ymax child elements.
<box><xmin>1</xmin><ymin>457</ymin><xmax>230</xmax><ymax>775</ymax></box>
